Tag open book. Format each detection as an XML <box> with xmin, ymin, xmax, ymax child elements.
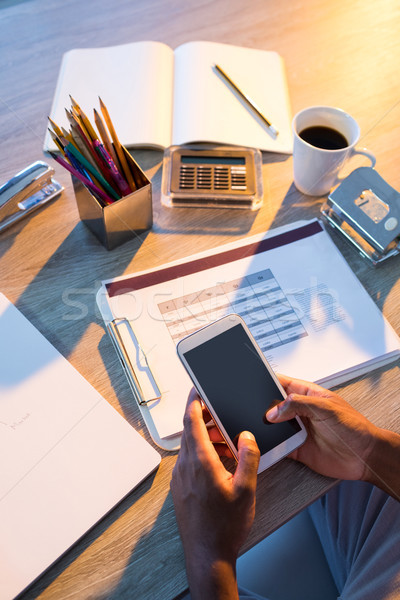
<box><xmin>44</xmin><ymin>40</ymin><xmax>292</xmax><ymax>154</ymax></box>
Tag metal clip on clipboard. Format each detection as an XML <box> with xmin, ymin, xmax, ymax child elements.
<box><xmin>107</xmin><ymin>317</ymin><xmax>162</xmax><ymax>406</ymax></box>
<box><xmin>0</xmin><ymin>161</ymin><xmax>63</xmax><ymax>233</ymax></box>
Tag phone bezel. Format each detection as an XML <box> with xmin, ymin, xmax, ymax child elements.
<box><xmin>177</xmin><ymin>313</ymin><xmax>307</xmax><ymax>473</ymax></box>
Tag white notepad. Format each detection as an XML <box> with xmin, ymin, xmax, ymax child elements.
<box><xmin>44</xmin><ymin>40</ymin><xmax>292</xmax><ymax>154</ymax></box>
<box><xmin>0</xmin><ymin>293</ymin><xmax>160</xmax><ymax>600</ymax></box>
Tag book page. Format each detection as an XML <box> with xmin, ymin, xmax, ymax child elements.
<box><xmin>172</xmin><ymin>41</ymin><xmax>293</xmax><ymax>153</ymax></box>
<box><xmin>44</xmin><ymin>41</ymin><xmax>174</xmax><ymax>151</ymax></box>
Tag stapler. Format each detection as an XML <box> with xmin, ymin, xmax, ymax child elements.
<box><xmin>0</xmin><ymin>161</ymin><xmax>63</xmax><ymax>233</ymax></box>
<box><xmin>321</xmin><ymin>167</ymin><xmax>400</xmax><ymax>265</ymax></box>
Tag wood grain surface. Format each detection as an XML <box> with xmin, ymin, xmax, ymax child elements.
<box><xmin>0</xmin><ymin>1</ymin><xmax>399</xmax><ymax>598</ymax></box>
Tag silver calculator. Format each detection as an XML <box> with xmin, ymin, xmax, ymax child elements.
<box><xmin>161</xmin><ymin>145</ymin><xmax>263</xmax><ymax>210</ymax></box>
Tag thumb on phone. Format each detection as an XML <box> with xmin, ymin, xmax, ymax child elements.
<box><xmin>265</xmin><ymin>394</ymin><xmax>323</xmax><ymax>423</ymax></box>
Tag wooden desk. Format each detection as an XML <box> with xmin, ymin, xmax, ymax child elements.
<box><xmin>0</xmin><ymin>1</ymin><xmax>399</xmax><ymax>598</ymax></box>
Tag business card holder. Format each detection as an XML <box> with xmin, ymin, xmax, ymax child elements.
<box><xmin>72</xmin><ymin>149</ymin><xmax>152</xmax><ymax>250</ymax></box>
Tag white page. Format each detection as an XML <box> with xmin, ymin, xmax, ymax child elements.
<box><xmin>44</xmin><ymin>41</ymin><xmax>174</xmax><ymax>152</ymax></box>
<box><xmin>101</xmin><ymin>221</ymin><xmax>399</xmax><ymax>440</ymax></box>
<box><xmin>0</xmin><ymin>294</ymin><xmax>160</xmax><ymax>600</ymax></box>
<box><xmin>172</xmin><ymin>41</ymin><xmax>293</xmax><ymax>153</ymax></box>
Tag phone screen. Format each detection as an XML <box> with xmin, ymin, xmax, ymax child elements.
<box><xmin>182</xmin><ymin>323</ymin><xmax>301</xmax><ymax>455</ymax></box>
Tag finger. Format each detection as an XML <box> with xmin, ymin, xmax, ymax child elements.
<box><xmin>277</xmin><ymin>374</ymin><xmax>332</xmax><ymax>398</ymax></box>
<box><xmin>183</xmin><ymin>389</ymin><xmax>222</xmax><ymax>463</ymax></box>
<box><xmin>213</xmin><ymin>442</ymin><xmax>235</xmax><ymax>458</ymax></box>
<box><xmin>202</xmin><ymin>403</ymin><xmax>213</xmax><ymax>424</ymax></box>
<box><xmin>188</xmin><ymin>387</ymin><xmax>213</xmax><ymax>425</ymax></box>
<box><xmin>234</xmin><ymin>431</ymin><xmax>260</xmax><ymax>491</ymax></box>
<box><xmin>265</xmin><ymin>393</ymin><xmax>329</xmax><ymax>423</ymax></box>
<box><xmin>179</xmin><ymin>388</ymin><xmax>200</xmax><ymax>455</ymax></box>
<box><xmin>188</xmin><ymin>386</ymin><xmax>201</xmax><ymax>403</ymax></box>
<box><xmin>206</xmin><ymin>423</ymin><xmax>225</xmax><ymax>443</ymax></box>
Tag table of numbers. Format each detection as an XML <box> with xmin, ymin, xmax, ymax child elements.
<box><xmin>158</xmin><ymin>268</ymin><xmax>307</xmax><ymax>352</ymax></box>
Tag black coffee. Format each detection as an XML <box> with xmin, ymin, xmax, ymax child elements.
<box><xmin>299</xmin><ymin>125</ymin><xmax>348</xmax><ymax>150</ymax></box>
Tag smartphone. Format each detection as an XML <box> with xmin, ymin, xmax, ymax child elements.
<box><xmin>177</xmin><ymin>313</ymin><xmax>307</xmax><ymax>473</ymax></box>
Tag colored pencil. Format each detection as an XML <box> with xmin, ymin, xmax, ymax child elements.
<box><xmin>99</xmin><ymin>97</ymin><xmax>136</xmax><ymax>191</ymax></box>
<box><xmin>93</xmin><ymin>140</ymin><xmax>132</xmax><ymax>196</ymax></box>
<box><xmin>47</xmin><ymin>117</ymin><xmax>63</xmax><ymax>138</ymax></box>
<box><xmin>70</xmin><ymin>95</ymin><xmax>98</xmax><ymax>141</ymax></box>
<box><xmin>61</xmin><ymin>139</ymin><xmax>121</xmax><ymax>201</ymax></box>
<box><xmin>93</xmin><ymin>108</ymin><xmax>121</xmax><ymax>170</ymax></box>
<box><xmin>49</xmin><ymin>152</ymin><xmax>113</xmax><ymax>205</ymax></box>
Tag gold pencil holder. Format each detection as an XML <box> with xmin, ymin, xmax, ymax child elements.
<box><xmin>72</xmin><ymin>149</ymin><xmax>152</xmax><ymax>250</ymax></box>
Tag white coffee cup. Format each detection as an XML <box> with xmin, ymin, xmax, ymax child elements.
<box><xmin>292</xmin><ymin>106</ymin><xmax>376</xmax><ymax>196</ymax></box>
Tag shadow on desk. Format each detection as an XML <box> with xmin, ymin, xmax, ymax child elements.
<box><xmin>154</xmin><ymin>205</ymin><xmax>258</xmax><ymax>236</ymax></box>
<box><xmin>10</xmin><ymin>220</ymin><xmax>150</xmax><ymax>380</ymax></box>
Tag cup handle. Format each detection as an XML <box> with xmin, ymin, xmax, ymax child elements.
<box><xmin>334</xmin><ymin>147</ymin><xmax>376</xmax><ymax>189</ymax></box>
<box><xmin>350</xmin><ymin>146</ymin><xmax>376</xmax><ymax>167</ymax></box>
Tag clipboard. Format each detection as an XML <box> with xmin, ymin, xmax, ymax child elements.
<box><xmin>96</xmin><ymin>288</ymin><xmax>182</xmax><ymax>451</ymax></box>
<box><xmin>97</xmin><ymin>219</ymin><xmax>400</xmax><ymax>452</ymax></box>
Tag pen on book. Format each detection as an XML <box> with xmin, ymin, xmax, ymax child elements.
<box><xmin>49</xmin><ymin>152</ymin><xmax>113</xmax><ymax>205</ymax></box>
<box><xmin>214</xmin><ymin>64</ymin><xmax>279</xmax><ymax>137</ymax></box>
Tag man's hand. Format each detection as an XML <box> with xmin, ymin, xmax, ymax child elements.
<box><xmin>266</xmin><ymin>375</ymin><xmax>378</xmax><ymax>481</ymax></box>
<box><xmin>171</xmin><ymin>388</ymin><xmax>260</xmax><ymax>600</ymax></box>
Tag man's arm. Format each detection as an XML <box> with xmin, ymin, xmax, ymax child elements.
<box><xmin>171</xmin><ymin>388</ymin><xmax>260</xmax><ymax>600</ymax></box>
<box><xmin>364</xmin><ymin>427</ymin><xmax>400</xmax><ymax>499</ymax></box>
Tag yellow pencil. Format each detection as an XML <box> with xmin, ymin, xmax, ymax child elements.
<box><xmin>61</xmin><ymin>127</ymin><xmax>78</xmax><ymax>149</ymax></box>
<box><xmin>71</xmin><ymin>106</ymin><xmax>92</xmax><ymax>142</ymax></box>
<box><xmin>70</xmin><ymin>95</ymin><xmax>98</xmax><ymax>142</ymax></box>
<box><xmin>48</xmin><ymin>129</ymin><xmax>66</xmax><ymax>154</ymax></box>
<box><xmin>93</xmin><ymin>108</ymin><xmax>121</xmax><ymax>170</ymax></box>
<box><xmin>99</xmin><ymin>97</ymin><xmax>136</xmax><ymax>191</ymax></box>
<box><xmin>67</xmin><ymin>124</ymin><xmax>98</xmax><ymax>171</ymax></box>
<box><xmin>48</xmin><ymin>116</ymin><xmax>63</xmax><ymax>138</ymax></box>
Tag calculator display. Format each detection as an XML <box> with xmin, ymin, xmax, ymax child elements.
<box><xmin>181</xmin><ymin>155</ymin><xmax>246</xmax><ymax>166</ymax></box>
